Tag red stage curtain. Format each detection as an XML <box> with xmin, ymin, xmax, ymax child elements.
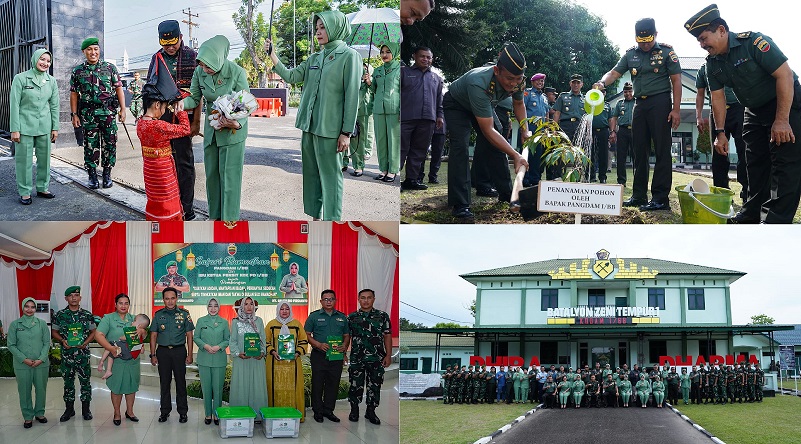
<box><xmin>90</xmin><ymin>222</ymin><xmax>129</xmax><ymax>316</ymax></box>
<box><xmin>330</xmin><ymin>222</ymin><xmax>359</xmax><ymax>316</ymax></box>
<box><xmin>150</xmin><ymin>221</ymin><xmax>185</xmax><ymax>243</ymax></box>
<box><xmin>213</xmin><ymin>221</ymin><xmax>250</xmax><ymax>243</ymax></box>
<box><xmin>15</xmin><ymin>265</ymin><xmax>54</xmax><ymax>316</ymax></box>
<box><xmin>277</xmin><ymin>221</ymin><xmax>309</xmax><ymax>244</ymax></box>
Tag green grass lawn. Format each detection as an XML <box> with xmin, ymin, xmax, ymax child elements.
<box><xmin>401</xmin><ymin>160</ymin><xmax>801</xmax><ymax>223</ymax></box>
<box><xmin>400</xmin><ymin>400</ymin><xmax>534</xmax><ymax>444</ymax></box>
<box><xmin>672</xmin><ymin>394</ymin><xmax>801</xmax><ymax>444</ymax></box>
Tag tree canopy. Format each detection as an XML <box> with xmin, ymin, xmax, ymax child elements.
<box><xmin>401</xmin><ymin>0</ymin><xmax>621</xmax><ymax>92</ymax></box>
<box><xmin>400</xmin><ymin>317</ymin><xmax>427</xmax><ymax>330</ymax></box>
<box><xmin>750</xmin><ymin>314</ymin><xmax>775</xmax><ymax>325</ymax></box>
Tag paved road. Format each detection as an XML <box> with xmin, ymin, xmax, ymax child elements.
<box><xmin>1</xmin><ymin>107</ymin><xmax>399</xmax><ymax>221</ymax></box>
<box><xmin>491</xmin><ymin>406</ymin><xmax>711</xmax><ymax>444</ymax></box>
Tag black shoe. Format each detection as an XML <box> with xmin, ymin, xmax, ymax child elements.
<box><xmin>313</xmin><ymin>414</ymin><xmax>323</xmax><ymax>423</ymax></box>
<box><xmin>35</xmin><ymin>416</ymin><xmax>47</xmax><ymax>423</ymax></box>
<box><xmin>214</xmin><ymin>418</ymin><xmax>220</xmax><ymax>425</ymax></box>
<box><xmin>350</xmin><ymin>171</ymin><xmax>363</xmax><ymax>177</ymax></box>
<box><xmin>102</xmin><ymin>168</ymin><xmax>113</xmax><ymax>188</ymax></box>
<box><xmin>342</xmin><ymin>166</ymin><xmax>348</xmax><ymax>172</ymax></box>
<box><xmin>365</xmin><ymin>407</ymin><xmax>381</xmax><ymax>425</ymax></box>
<box><xmin>158</xmin><ymin>414</ymin><xmax>169</xmax><ymax>422</ymax></box>
<box><xmin>88</xmin><ymin>168</ymin><xmax>100</xmax><ymax>189</ymax></box>
<box><xmin>125</xmin><ymin>411</ymin><xmax>139</xmax><ymax>422</ymax></box>
<box><xmin>179</xmin><ymin>414</ymin><xmax>188</xmax><ymax>423</ymax></box>
<box><xmin>349</xmin><ymin>403</ymin><xmax>359</xmax><ymax>422</ymax></box>
<box><xmin>429</xmin><ymin>178</ymin><xmax>439</xmax><ymax>184</ymax></box>
<box><xmin>623</xmin><ymin>197</ymin><xmax>647</xmax><ymax>207</ymax></box>
<box><xmin>381</xmin><ymin>174</ymin><xmax>397</xmax><ymax>183</ymax></box>
<box><xmin>323</xmin><ymin>413</ymin><xmax>340</xmax><ymax>422</ymax></box>
<box><xmin>639</xmin><ymin>200</ymin><xmax>670</xmax><ymax>211</ymax></box>
<box><xmin>24</xmin><ymin>421</ymin><xmax>33</xmax><ymax>428</ymax></box>
<box><xmin>476</xmin><ymin>188</ymin><xmax>499</xmax><ymax>197</ymax></box>
<box><xmin>729</xmin><ymin>211</ymin><xmax>759</xmax><ymax>224</ymax></box>
<box><xmin>184</xmin><ymin>212</ymin><xmax>197</xmax><ymax>221</ymax></box>
<box><xmin>82</xmin><ymin>401</ymin><xmax>93</xmax><ymax>420</ymax></box>
<box><xmin>452</xmin><ymin>206</ymin><xmax>474</xmax><ymax>219</ymax></box>
<box><xmin>205</xmin><ymin>417</ymin><xmax>212</xmax><ymax>425</ymax></box>
<box><xmin>36</xmin><ymin>191</ymin><xmax>56</xmax><ymax>199</ymax></box>
<box><xmin>373</xmin><ymin>174</ymin><xmax>386</xmax><ymax>181</ymax></box>
<box><xmin>113</xmin><ymin>418</ymin><xmax>121</xmax><ymax>426</ymax></box>
<box><xmin>60</xmin><ymin>404</ymin><xmax>75</xmax><ymax>422</ymax></box>
<box><xmin>401</xmin><ymin>179</ymin><xmax>428</xmax><ymax>191</ymax></box>
<box><xmin>19</xmin><ymin>196</ymin><xmax>32</xmax><ymax>205</ymax></box>
<box><xmin>599</xmin><ymin>179</ymin><xmax>607</xmax><ymax>184</ymax></box>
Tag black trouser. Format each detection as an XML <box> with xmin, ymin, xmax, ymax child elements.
<box><xmin>310</xmin><ymin>349</ymin><xmax>344</xmax><ymax>415</ymax></box>
<box><xmin>616</xmin><ymin>126</ymin><xmax>633</xmax><ymax>184</ymax></box>
<box><xmin>544</xmin><ymin>392</ymin><xmax>555</xmax><ymax>408</ymax></box>
<box><xmin>419</xmin><ymin>132</ymin><xmax>445</xmax><ymax>182</ymax></box>
<box><xmin>632</xmin><ymin>92</ymin><xmax>673</xmax><ymax>202</ymax></box>
<box><xmin>156</xmin><ymin>344</ymin><xmax>188</xmax><ymax>415</ymax></box>
<box><xmin>523</xmin><ymin>123</ymin><xmax>545</xmax><ymax>186</ymax></box>
<box><xmin>691</xmin><ymin>383</ymin><xmax>701</xmax><ymax>404</ymax></box>
<box><xmin>401</xmin><ymin>119</ymin><xmax>435</xmax><ymax>182</ymax></box>
<box><xmin>668</xmin><ymin>384</ymin><xmax>679</xmax><ymax>405</ymax></box>
<box><xmin>739</xmin><ymin>89</ymin><xmax>801</xmax><ymax>223</ymax></box>
<box><xmin>591</xmin><ymin>127</ymin><xmax>609</xmax><ymax>182</ymax></box>
<box><xmin>162</xmin><ymin>109</ymin><xmax>196</xmax><ymax>219</ymax></box>
<box><xmin>709</xmin><ymin>103</ymin><xmax>746</xmax><ymax>191</ymax></box>
<box><xmin>605</xmin><ymin>391</ymin><xmax>617</xmax><ymax>407</ymax></box>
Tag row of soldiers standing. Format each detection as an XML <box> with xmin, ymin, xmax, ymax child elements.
<box><xmin>440</xmin><ymin>362</ymin><xmax>765</xmax><ymax>406</ymax></box>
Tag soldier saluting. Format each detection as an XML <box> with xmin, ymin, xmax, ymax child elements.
<box><xmin>685</xmin><ymin>3</ymin><xmax>801</xmax><ymax>223</ymax></box>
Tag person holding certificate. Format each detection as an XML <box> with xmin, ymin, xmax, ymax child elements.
<box><xmin>229</xmin><ymin>297</ymin><xmax>268</xmax><ymax>416</ymax></box>
<box><xmin>265</xmin><ymin>301</ymin><xmax>309</xmax><ymax>421</ymax></box>
<box><xmin>304</xmin><ymin>290</ymin><xmax>350</xmax><ymax>423</ymax></box>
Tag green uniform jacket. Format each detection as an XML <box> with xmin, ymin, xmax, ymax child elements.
<box><xmin>554</xmin><ymin>92</ymin><xmax>585</xmax><ymax>121</ymax></box>
<box><xmin>572</xmin><ymin>379</ymin><xmax>586</xmax><ymax>393</ymax></box>
<box><xmin>636</xmin><ymin>379</ymin><xmax>652</xmax><ymax>393</ymax></box>
<box><xmin>613</xmin><ymin>43</ymin><xmax>681</xmax><ymax>97</ymax></box>
<box><xmin>273</xmin><ymin>11</ymin><xmax>360</xmax><ymax>139</ymax></box>
<box><xmin>612</xmin><ymin>98</ymin><xmax>635</xmax><ymax>127</ymax></box>
<box><xmin>358</xmin><ymin>80</ymin><xmax>374</xmax><ymax>117</ymax></box>
<box><xmin>680</xmin><ymin>373</ymin><xmax>691</xmax><ymax>388</ymax></box>
<box><xmin>150</xmin><ymin>307</ymin><xmax>195</xmax><ymax>346</ymax></box>
<box><xmin>193</xmin><ymin>314</ymin><xmax>230</xmax><ymax>367</ymax></box>
<box><xmin>652</xmin><ymin>381</ymin><xmax>666</xmax><ymax>393</ymax></box>
<box><xmin>7</xmin><ymin>315</ymin><xmax>50</xmax><ymax>370</ymax></box>
<box><xmin>618</xmin><ymin>380</ymin><xmax>632</xmax><ymax>392</ymax></box>
<box><xmin>183</xmin><ymin>35</ymin><xmax>250</xmax><ymax>147</ymax></box>
<box><xmin>371</xmin><ymin>59</ymin><xmax>400</xmax><ymax>115</ymax></box>
<box><xmin>9</xmin><ymin>48</ymin><xmax>59</xmax><ymax>135</ymax></box>
<box><xmin>446</xmin><ymin>66</ymin><xmax>525</xmax><ymax>118</ymax></box>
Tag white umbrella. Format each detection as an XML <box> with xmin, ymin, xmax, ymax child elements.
<box><xmin>348</xmin><ymin>7</ymin><xmax>399</xmax><ymax>25</ymax></box>
<box><xmin>351</xmin><ymin>44</ymin><xmax>382</xmax><ymax>59</ymax></box>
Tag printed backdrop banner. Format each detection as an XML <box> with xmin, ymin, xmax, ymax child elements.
<box><xmin>152</xmin><ymin>242</ymin><xmax>308</xmax><ymax>306</ymax></box>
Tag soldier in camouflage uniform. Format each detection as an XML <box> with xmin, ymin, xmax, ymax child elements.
<box><xmin>50</xmin><ymin>286</ymin><xmax>97</xmax><ymax>422</ymax></box>
<box><xmin>714</xmin><ymin>366</ymin><xmax>727</xmax><ymax>404</ymax></box>
<box><xmin>442</xmin><ymin>365</ymin><xmax>452</xmax><ymax>404</ymax></box>
<box><xmin>755</xmin><ymin>366</ymin><xmax>764</xmax><ymax>402</ymax></box>
<box><xmin>474</xmin><ymin>367</ymin><xmax>484</xmax><ymax>403</ymax></box>
<box><xmin>735</xmin><ymin>364</ymin><xmax>745</xmax><ymax>403</ymax></box>
<box><xmin>347</xmin><ymin>289</ymin><xmax>392</xmax><ymax>425</ymax></box>
<box><xmin>127</xmin><ymin>72</ymin><xmax>144</xmax><ymax>123</ymax></box>
<box><xmin>69</xmin><ymin>37</ymin><xmax>126</xmax><ymax>189</ymax></box>
<box><xmin>453</xmin><ymin>371</ymin><xmax>463</xmax><ymax>403</ymax></box>
<box><xmin>725</xmin><ymin>366</ymin><xmax>737</xmax><ymax>403</ymax></box>
<box><xmin>745</xmin><ymin>365</ymin><xmax>756</xmax><ymax>402</ymax></box>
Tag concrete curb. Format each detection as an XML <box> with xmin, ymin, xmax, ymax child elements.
<box><xmin>471</xmin><ymin>405</ymin><xmax>540</xmax><ymax>444</ymax></box>
<box><xmin>666</xmin><ymin>403</ymin><xmax>726</xmax><ymax>443</ymax></box>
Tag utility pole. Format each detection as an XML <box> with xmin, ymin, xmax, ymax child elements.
<box><xmin>182</xmin><ymin>8</ymin><xmax>200</xmax><ymax>49</ymax></box>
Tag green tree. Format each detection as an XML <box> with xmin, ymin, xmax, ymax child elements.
<box><xmin>433</xmin><ymin>322</ymin><xmax>468</xmax><ymax>329</ymax></box>
<box><xmin>696</xmin><ymin>126</ymin><xmax>712</xmax><ymax>165</ymax></box>
<box><xmin>273</xmin><ymin>0</ymin><xmax>332</xmax><ymax>69</ymax></box>
<box><xmin>233</xmin><ymin>3</ymin><xmax>273</xmax><ymax>87</ymax></box>
<box><xmin>400</xmin><ymin>317</ymin><xmax>426</xmax><ymax>330</ymax></box>
<box><xmin>750</xmin><ymin>314</ymin><xmax>775</xmax><ymax>325</ymax></box>
<box><xmin>468</xmin><ymin>299</ymin><xmax>476</xmax><ymax>319</ymax></box>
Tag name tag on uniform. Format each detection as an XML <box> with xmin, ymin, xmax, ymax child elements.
<box><xmin>24</xmin><ymin>86</ymin><xmax>34</xmax><ymax>89</ymax></box>
<box><xmin>310</xmin><ymin>66</ymin><xmax>320</xmax><ymax>70</ymax></box>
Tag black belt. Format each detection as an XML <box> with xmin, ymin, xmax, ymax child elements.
<box><xmin>637</xmin><ymin>91</ymin><xmax>669</xmax><ymax>100</ymax></box>
<box><xmin>159</xmin><ymin>344</ymin><xmax>186</xmax><ymax>349</ymax></box>
<box><xmin>620</xmin><ymin>125</ymin><xmax>632</xmax><ymax>129</ymax></box>
<box><xmin>594</xmin><ymin>128</ymin><xmax>607</xmax><ymax>132</ymax></box>
<box><xmin>561</xmin><ymin>118</ymin><xmax>578</xmax><ymax>122</ymax></box>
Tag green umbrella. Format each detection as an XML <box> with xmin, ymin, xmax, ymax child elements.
<box><xmin>346</xmin><ymin>8</ymin><xmax>401</xmax><ymax>59</ymax></box>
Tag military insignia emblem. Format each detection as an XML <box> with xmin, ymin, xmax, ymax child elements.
<box><xmin>160</xmin><ymin>324</ymin><xmax>166</xmax><ymax>330</ymax></box>
<box><xmin>757</xmin><ymin>40</ymin><xmax>770</xmax><ymax>52</ymax></box>
<box><xmin>592</xmin><ymin>249</ymin><xmax>614</xmax><ymax>279</ymax></box>
<box><xmin>228</xmin><ymin>243</ymin><xmax>237</xmax><ymax>256</ymax></box>
<box><xmin>217</xmin><ymin>79</ymin><xmax>223</xmax><ymax>85</ymax></box>
<box><xmin>754</xmin><ymin>36</ymin><xmax>763</xmax><ymax>46</ymax></box>
<box><xmin>632</xmin><ymin>68</ymin><xmax>638</xmax><ymax>76</ymax></box>
<box><xmin>328</xmin><ymin>55</ymin><xmax>334</xmax><ymax>61</ymax></box>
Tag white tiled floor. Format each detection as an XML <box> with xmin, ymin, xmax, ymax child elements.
<box><xmin>0</xmin><ymin>377</ymin><xmax>399</xmax><ymax>444</ymax></box>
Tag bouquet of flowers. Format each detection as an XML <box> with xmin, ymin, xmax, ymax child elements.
<box><xmin>208</xmin><ymin>89</ymin><xmax>258</xmax><ymax>132</ymax></box>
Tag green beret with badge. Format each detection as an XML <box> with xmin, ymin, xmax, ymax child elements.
<box><xmin>81</xmin><ymin>37</ymin><xmax>99</xmax><ymax>51</ymax></box>
<box><xmin>64</xmin><ymin>285</ymin><xmax>81</xmax><ymax>296</ymax></box>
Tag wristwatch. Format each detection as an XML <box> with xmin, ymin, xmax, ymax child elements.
<box><xmin>149</xmin><ymin>353</ymin><xmax>156</xmax><ymax>358</ymax></box>
<box><xmin>340</xmin><ymin>131</ymin><xmax>353</xmax><ymax>137</ymax></box>
<box><xmin>714</xmin><ymin>129</ymin><xmax>725</xmax><ymax>136</ymax></box>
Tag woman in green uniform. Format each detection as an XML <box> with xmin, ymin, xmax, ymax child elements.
<box><xmin>9</xmin><ymin>48</ymin><xmax>59</xmax><ymax>205</ymax></box>
<box><xmin>511</xmin><ymin>367</ymin><xmax>521</xmax><ymax>403</ymax></box>
<box><xmin>267</xmin><ymin>11</ymin><xmax>361</xmax><ymax>220</ymax></box>
<box><xmin>95</xmin><ymin>294</ymin><xmax>142</xmax><ymax>425</ymax></box>
<box><xmin>193</xmin><ymin>298</ymin><xmax>230</xmax><ymax>425</ymax></box>
<box><xmin>680</xmin><ymin>368</ymin><xmax>691</xmax><ymax>405</ymax></box>
<box><xmin>183</xmin><ymin>35</ymin><xmax>250</xmax><ymax>221</ymax></box>
<box><xmin>519</xmin><ymin>367</ymin><xmax>530</xmax><ymax>403</ymax></box>
<box><xmin>618</xmin><ymin>373</ymin><xmax>633</xmax><ymax>407</ymax></box>
<box><xmin>557</xmin><ymin>375</ymin><xmax>572</xmax><ymax>409</ymax></box>
<box><xmin>8</xmin><ymin>298</ymin><xmax>50</xmax><ymax>428</ymax></box>
<box><xmin>345</xmin><ymin>63</ymin><xmax>374</xmax><ymax>176</ymax></box>
<box><xmin>572</xmin><ymin>375</ymin><xmax>586</xmax><ymax>408</ymax></box>
<box><xmin>636</xmin><ymin>374</ymin><xmax>651</xmax><ymax>407</ymax></box>
<box><xmin>652</xmin><ymin>375</ymin><xmax>666</xmax><ymax>408</ymax></box>
<box><xmin>368</xmin><ymin>43</ymin><xmax>400</xmax><ymax>182</ymax></box>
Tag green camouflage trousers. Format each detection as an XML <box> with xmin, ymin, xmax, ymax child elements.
<box><xmin>348</xmin><ymin>361</ymin><xmax>385</xmax><ymax>407</ymax></box>
<box><xmin>81</xmin><ymin>111</ymin><xmax>118</xmax><ymax>169</ymax></box>
<box><xmin>442</xmin><ymin>380</ymin><xmax>450</xmax><ymax>403</ymax></box>
<box><xmin>62</xmin><ymin>350</ymin><xmax>92</xmax><ymax>402</ymax></box>
<box><xmin>130</xmin><ymin>97</ymin><xmax>143</xmax><ymax>121</ymax></box>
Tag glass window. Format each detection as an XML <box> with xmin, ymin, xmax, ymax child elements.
<box><xmin>400</xmin><ymin>358</ymin><xmax>419</xmax><ymax>370</ymax></box>
<box><xmin>649</xmin><ymin>340</ymin><xmax>667</xmax><ymax>363</ymax></box>
<box><xmin>688</xmin><ymin>288</ymin><xmax>705</xmax><ymax>310</ymax></box>
<box><xmin>540</xmin><ymin>341</ymin><xmax>558</xmax><ymax>365</ymax></box>
<box><xmin>648</xmin><ymin>288</ymin><xmax>665</xmax><ymax>310</ymax></box>
<box><xmin>541</xmin><ymin>289</ymin><xmax>559</xmax><ymax>310</ymax></box>
<box><xmin>615</xmin><ymin>296</ymin><xmax>627</xmax><ymax>308</ymax></box>
<box><xmin>588</xmin><ymin>289</ymin><xmax>605</xmax><ymax>307</ymax></box>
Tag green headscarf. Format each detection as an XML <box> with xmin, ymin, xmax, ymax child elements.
<box><xmin>382</xmin><ymin>42</ymin><xmax>400</xmax><ymax>60</ymax></box>
<box><xmin>196</xmin><ymin>35</ymin><xmax>230</xmax><ymax>73</ymax></box>
<box><xmin>21</xmin><ymin>297</ymin><xmax>36</xmax><ymax>317</ymax></box>
<box><xmin>314</xmin><ymin>10</ymin><xmax>350</xmax><ymax>54</ymax></box>
<box><xmin>30</xmin><ymin>48</ymin><xmax>51</xmax><ymax>85</ymax></box>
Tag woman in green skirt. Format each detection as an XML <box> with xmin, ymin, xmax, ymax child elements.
<box><xmin>194</xmin><ymin>298</ymin><xmax>230</xmax><ymax>425</ymax></box>
<box><xmin>8</xmin><ymin>297</ymin><xmax>50</xmax><ymax>428</ymax></box>
<box><xmin>95</xmin><ymin>294</ymin><xmax>142</xmax><ymax>425</ymax></box>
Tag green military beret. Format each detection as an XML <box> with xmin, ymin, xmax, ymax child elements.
<box><xmin>81</xmin><ymin>37</ymin><xmax>99</xmax><ymax>51</ymax></box>
<box><xmin>64</xmin><ymin>285</ymin><xmax>81</xmax><ymax>296</ymax></box>
<box><xmin>685</xmin><ymin>4</ymin><xmax>721</xmax><ymax>38</ymax></box>
<box><xmin>497</xmin><ymin>42</ymin><xmax>526</xmax><ymax>76</ymax></box>
<box><xmin>166</xmin><ymin>260</ymin><xmax>177</xmax><ymax>268</ymax></box>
